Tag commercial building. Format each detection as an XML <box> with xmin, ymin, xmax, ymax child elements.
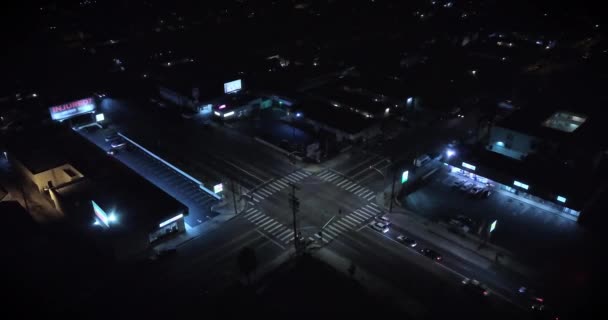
<box><xmin>7</xmin><ymin>125</ymin><xmax>188</xmax><ymax>259</ymax></box>
<box><xmin>211</xmin><ymin>93</ymin><xmax>264</xmax><ymax>120</ymax></box>
<box><xmin>444</xmin><ymin>105</ymin><xmax>608</xmax><ymax>222</ymax></box>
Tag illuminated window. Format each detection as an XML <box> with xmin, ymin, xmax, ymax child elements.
<box><xmin>513</xmin><ymin>181</ymin><xmax>529</xmax><ymax>190</ymax></box>
<box><xmin>462</xmin><ymin>162</ymin><xmax>476</xmax><ymax>171</ymax></box>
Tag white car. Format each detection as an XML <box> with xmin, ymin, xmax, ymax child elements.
<box><xmin>370</xmin><ymin>222</ymin><xmax>389</xmax><ymax>233</ymax></box>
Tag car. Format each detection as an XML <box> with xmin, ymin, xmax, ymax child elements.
<box><xmin>477</xmin><ymin>189</ymin><xmax>492</xmax><ymax>198</ymax></box>
<box><xmin>460</xmin><ymin>182</ymin><xmax>474</xmax><ymax>192</ymax></box>
<box><xmin>94</xmin><ymin>92</ymin><xmax>106</xmax><ymax>98</ymax></box>
<box><xmin>420</xmin><ymin>248</ymin><xmax>442</xmax><ymax>261</ymax></box>
<box><xmin>452</xmin><ymin>180</ymin><xmax>465</xmax><ymax>188</ymax></box>
<box><xmin>107</xmin><ymin>149</ymin><xmax>119</xmax><ymax>156</ymax></box>
<box><xmin>468</xmin><ymin>186</ymin><xmax>483</xmax><ymax>196</ymax></box>
<box><xmin>397</xmin><ymin>235</ymin><xmax>417</xmax><ymax>247</ymax></box>
<box><xmin>370</xmin><ymin>222</ymin><xmax>389</xmax><ymax>233</ymax></box>
<box><xmin>375</xmin><ymin>215</ymin><xmax>390</xmax><ymax>225</ymax></box>
<box><xmin>110</xmin><ymin>138</ymin><xmax>127</xmax><ymax>148</ymax></box>
<box><xmin>104</xmin><ymin>132</ymin><xmax>119</xmax><ymax>141</ymax></box>
<box><xmin>461</xmin><ymin>278</ymin><xmax>490</xmax><ymax>297</ymax></box>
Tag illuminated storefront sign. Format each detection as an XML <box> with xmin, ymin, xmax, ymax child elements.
<box><xmin>490</xmin><ymin>220</ymin><xmax>497</xmax><ymax>233</ymax></box>
<box><xmin>462</xmin><ymin>162</ymin><xmax>476</xmax><ymax>171</ymax></box>
<box><xmin>95</xmin><ymin>113</ymin><xmax>105</xmax><ymax>122</ymax></box>
<box><xmin>513</xmin><ymin>180</ymin><xmax>529</xmax><ymax>190</ymax></box>
<box><xmin>218</xmin><ymin>104</ymin><xmax>226</xmax><ymax>109</ymax></box>
<box><xmin>224</xmin><ymin>111</ymin><xmax>235</xmax><ymax>118</ymax></box>
<box><xmin>49</xmin><ymin>98</ymin><xmax>95</xmax><ymax>121</ymax></box>
<box><xmin>401</xmin><ymin>170</ymin><xmax>409</xmax><ymax>183</ymax></box>
<box><xmin>92</xmin><ymin>200</ymin><xmax>109</xmax><ymax>227</ymax></box>
<box><xmin>159</xmin><ymin>214</ymin><xmax>183</xmax><ymax>228</ymax></box>
<box><xmin>214</xmin><ymin>183</ymin><xmax>223</xmax><ymax>194</ymax></box>
<box><xmin>557</xmin><ymin>196</ymin><xmax>567</xmax><ymax>203</ymax></box>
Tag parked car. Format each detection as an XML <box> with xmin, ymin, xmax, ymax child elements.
<box><xmin>104</xmin><ymin>131</ymin><xmax>119</xmax><ymax>141</ymax></box>
<box><xmin>460</xmin><ymin>182</ymin><xmax>474</xmax><ymax>192</ymax></box>
<box><xmin>370</xmin><ymin>222</ymin><xmax>389</xmax><ymax>233</ymax></box>
<box><xmin>110</xmin><ymin>138</ymin><xmax>127</xmax><ymax>149</ymax></box>
<box><xmin>397</xmin><ymin>235</ymin><xmax>417</xmax><ymax>247</ymax></box>
<box><xmin>420</xmin><ymin>248</ymin><xmax>442</xmax><ymax>261</ymax></box>
<box><xmin>461</xmin><ymin>278</ymin><xmax>490</xmax><ymax>297</ymax></box>
<box><xmin>107</xmin><ymin>149</ymin><xmax>119</xmax><ymax>156</ymax></box>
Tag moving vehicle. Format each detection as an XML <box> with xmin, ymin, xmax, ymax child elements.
<box><xmin>104</xmin><ymin>132</ymin><xmax>119</xmax><ymax>141</ymax></box>
<box><xmin>375</xmin><ymin>215</ymin><xmax>390</xmax><ymax>226</ymax></box>
<box><xmin>110</xmin><ymin>138</ymin><xmax>127</xmax><ymax>149</ymax></box>
<box><xmin>420</xmin><ymin>248</ymin><xmax>442</xmax><ymax>261</ymax></box>
<box><xmin>461</xmin><ymin>278</ymin><xmax>490</xmax><ymax>297</ymax></box>
<box><xmin>370</xmin><ymin>222</ymin><xmax>389</xmax><ymax>233</ymax></box>
<box><xmin>397</xmin><ymin>235</ymin><xmax>417</xmax><ymax>247</ymax></box>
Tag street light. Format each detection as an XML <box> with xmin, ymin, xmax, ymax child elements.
<box><xmin>446</xmin><ymin>149</ymin><xmax>455</xmax><ymax>158</ymax></box>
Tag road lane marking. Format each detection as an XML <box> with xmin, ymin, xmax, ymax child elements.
<box><xmin>365</xmin><ymin>194</ymin><xmax>376</xmax><ymax>201</ymax></box>
<box><xmin>251</xmin><ymin>215</ymin><xmax>269</xmax><ymax>224</ymax></box>
<box><xmin>336</xmin><ymin>220</ymin><xmax>353</xmax><ymax>230</ymax></box>
<box><xmin>258</xmin><ymin>219</ymin><xmax>276</xmax><ymax>229</ymax></box>
<box><xmin>336</xmin><ymin>179</ymin><xmax>349</xmax><ymax>187</ymax></box>
<box><xmin>342</xmin><ymin>216</ymin><xmax>358</xmax><ymax>226</ymax></box>
<box><xmin>266</xmin><ymin>224</ymin><xmax>283</xmax><ymax>233</ymax></box>
<box><xmin>279</xmin><ymin>231</ymin><xmax>294</xmax><ymax>241</ymax></box>
<box><xmin>365</xmin><ymin>205</ymin><xmax>381</xmax><ymax>213</ymax></box>
<box><xmin>255</xmin><ymin>229</ymin><xmax>285</xmax><ymax>250</ymax></box>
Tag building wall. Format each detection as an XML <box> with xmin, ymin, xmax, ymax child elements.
<box><xmin>159</xmin><ymin>86</ymin><xmax>193</xmax><ymax>108</ymax></box>
<box><xmin>31</xmin><ymin>164</ymin><xmax>83</xmax><ymax>193</ymax></box>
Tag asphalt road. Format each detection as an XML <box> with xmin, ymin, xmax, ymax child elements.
<box><xmin>326</xmin><ymin>227</ymin><xmax>533</xmax><ymax>320</ymax></box>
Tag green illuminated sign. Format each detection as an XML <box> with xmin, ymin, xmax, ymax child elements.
<box><xmin>401</xmin><ymin>170</ymin><xmax>409</xmax><ymax>183</ymax></box>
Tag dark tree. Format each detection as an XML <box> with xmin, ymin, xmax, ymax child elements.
<box><xmin>237</xmin><ymin>246</ymin><xmax>257</xmax><ymax>285</ymax></box>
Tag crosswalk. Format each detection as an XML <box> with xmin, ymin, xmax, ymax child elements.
<box><xmin>313</xmin><ymin>203</ymin><xmax>382</xmax><ymax>243</ymax></box>
<box><xmin>242</xmin><ymin>207</ymin><xmax>296</xmax><ymax>245</ymax></box>
<box><xmin>249</xmin><ymin>170</ymin><xmax>311</xmax><ymax>203</ymax></box>
<box><xmin>315</xmin><ymin>169</ymin><xmax>376</xmax><ymax>201</ymax></box>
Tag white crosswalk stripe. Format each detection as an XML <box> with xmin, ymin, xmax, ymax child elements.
<box><xmin>284</xmin><ymin>176</ymin><xmax>298</xmax><ymax>183</ymax></box>
<box><xmin>269</xmin><ymin>181</ymin><xmax>282</xmax><ymax>188</ymax></box>
<box><xmin>323</xmin><ymin>228</ymin><xmax>339</xmax><ymax>237</ymax></box>
<box><xmin>253</xmin><ymin>197</ymin><xmax>260</xmax><ymax>203</ymax></box>
<box><xmin>258</xmin><ymin>219</ymin><xmax>276</xmax><ymax>229</ymax></box>
<box><xmin>336</xmin><ymin>179</ymin><xmax>349</xmax><ymax>187</ymax></box>
<box><xmin>354</xmin><ymin>188</ymin><xmax>368</xmax><ymax>196</ymax></box>
<box><xmin>248</xmin><ymin>201</ymin><xmax>255</xmax><ymax>206</ymax></box>
<box><xmin>318</xmin><ymin>171</ymin><xmax>332</xmax><ymax>180</ymax></box>
<box><xmin>350</xmin><ymin>186</ymin><xmax>364</xmax><ymax>193</ymax></box>
<box><xmin>341</xmin><ymin>181</ymin><xmax>354</xmax><ymax>189</ymax></box>
<box><xmin>342</xmin><ymin>216</ymin><xmax>358</xmax><ymax>227</ymax></box>
<box><xmin>345</xmin><ymin>183</ymin><xmax>360</xmax><ymax>191</ymax></box>
<box><xmin>253</xmin><ymin>193</ymin><xmax>264</xmax><ymax>200</ymax></box>
<box><xmin>352</xmin><ymin>211</ymin><xmax>369</xmax><ymax>220</ymax></box>
<box><xmin>360</xmin><ymin>207</ymin><xmax>377</xmax><ymax>216</ymax></box>
<box><xmin>245</xmin><ymin>210</ymin><xmax>260</xmax><ymax>218</ymax></box>
<box><xmin>244</xmin><ymin>207</ymin><xmax>256</xmax><ymax>214</ymax></box>
<box><xmin>279</xmin><ymin>231</ymin><xmax>294</xmax><ymax>241</ymax></box>
<box><xmin>327</xmin><ymin>225</ymin><xmax>342</xmax><ymax>235</ymax></box>
<box><xmin>276</xmin><ymin>228</ymin><xmax>292</xmax><ymax>238</ymax></box>
<box><xmin>308</xmin><ymin>237</ymin><xmax>315</xmax><ymax>242</ymax></box>
<box><xmin>266</xmin><ymin>222</ymin><xmax>283</xmax><ymax>232</ymax></box>
<box><xmin>252</xmin><ymin>215</ymin><xmax>270</xmax><ymax>224</ymax></box>
<box><xmin>314</xmin><ymin>233</ymin><xmax>321</xmax><ymax>238</ymax></box>
<box><xmin>365</xmin><ymin>194</ymin><xmax>376</xmax><ymax>201</ymax></box>
<box><xmin>365</xmin><ymin>205</ymin><xmax>381</xmax><ymax>213</ymax></box>
<box><xmin>332</xmin><ymin>222</ymin><xmax>348</xmax><ymax>233</ymax></box>
<box><xmin>293</xmin><ymin>171</ymin><xmax>308</xmax><ymax>179</ymax></box>
<box><xmin>247</xmin><ymin>212</ymin><xmax>264</xmax><ymax>221</ymax></box>
<box><xmin>336</xmin><ymin>220</ymin><xmax>353</xmax><ymax>231</ymax></box>
<box><xmin>327</xmin><ymin>175</ymin><xmax>340</xmax><ymax>182</ymax></box>
<box><xmin>259</xmin><ymin>188</ymin><xmax>273</xmax><ymax>196</ymax></box>
<box><xmin>370</xmin><ymin>202</ymin><xmax>379</xmax><ymax>207</ymax></box>
<box><xmin>267</xmin><ymin>184</ymin><xmax>281</xmax><ymax>192</ymax></box>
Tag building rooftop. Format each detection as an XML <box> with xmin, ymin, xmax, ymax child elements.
<box><xmin>8</xmin><ymin>125</ymin><xmax>187</xmax><ymax>232</ymax></box>
<box><xmin>295</xmin><ymin>98</ymin><xmax>376</xmax><ymax>135</ymax></box>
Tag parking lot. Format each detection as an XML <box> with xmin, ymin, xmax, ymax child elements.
<box><xmin>77</xmin><ymin>125</ymin><xmax>219</xmax><ymax>228</ymax></box>
<box><xmin>401</xmin><ymin>166</ymin><xmax>585</xmax><ymax>267</ymax></box>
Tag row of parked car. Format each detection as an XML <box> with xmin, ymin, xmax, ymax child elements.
<box><xmin>452</xmin><ymin>178</ymin><xmax>492</xmax><ymax>198</ymax></box>
<box><xmin>104</xmin><ymin>131</ymin><xmax>132</xmax><ymax>155</ymax></box>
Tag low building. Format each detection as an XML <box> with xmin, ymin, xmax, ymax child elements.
<box><xmin>444</xmin><ymin>104</ymin><xmax>608</xmax><ymax>222</ymax></box>
<box><xmin>7</xmin><ymin>125</ymin><xmax>188</xmax><ymax>259</ymax></box>
<box><xmin>211</xmin><ymin>93</ymin><xmax>264</xmax><ymax>120</ymax></box>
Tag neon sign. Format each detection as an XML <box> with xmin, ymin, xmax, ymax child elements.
<box><xmin>49</xmin><ymin>98</ymin><xmax>95</xmax><ymax>121</ymax></box>
<box><xmin>92</xmin><ymin>200</ymin><xmax>109</xmax><ymax>227</ymax></box>
<box><xmin>159</xmin><ymin>214</ymin><xmax>183</xmax><ymax>228</ymax></box>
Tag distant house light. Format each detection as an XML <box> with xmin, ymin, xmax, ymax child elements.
<box><xmin>514</xmin><ymin>180</ymin><xmax>529</xmax><ymax>190</ymax></box>
<box><xmin>462</xmin><ymin>162</ymin><xmax>476</xmax><ymax>171</ymax></box>
<box><xmin>557</xmin><ymin>196</ymin><xmax>567</xmax><ymax>203</ymax></box>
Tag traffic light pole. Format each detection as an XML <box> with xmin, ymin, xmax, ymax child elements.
<box><xmin>288</xmin><ymin>183</ymin><xmax>300</xmax><ymax>252</ymax></box>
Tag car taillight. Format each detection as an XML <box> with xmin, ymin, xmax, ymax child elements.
<box><xmin>483</xmin><ymin>291</ymin><xmax>489</xmax><ymax>296</ymax></box>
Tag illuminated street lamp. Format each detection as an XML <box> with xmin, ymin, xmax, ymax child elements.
<box><xmin>446</xmin><ymin>149</ymin><xmax>455</xmax><ymax>158</ymax></box>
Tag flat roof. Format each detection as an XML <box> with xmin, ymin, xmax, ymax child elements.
<box><xmin>308</xmin><ymin>86</ymin><xmax>389</xmax><ymax>115</ymax></box>
<box><xmin>8</xmin><ymin>125</ymin><xmax>187</xmax><ymax>231</ymax></box>
<box><xmin>295</xmin><ymin>98</ymin><xmax>376</xmax><ymax>135</ymax></box>
<box><xmin>211</xmin><ymin>93</ymin><xmax>259</xmax><ymax>111</ymax></box>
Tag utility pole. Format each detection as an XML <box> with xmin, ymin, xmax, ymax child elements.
<box><xmin>231</xmin><ymin>179</ymin><xmax>238</xmax><ymax>215</ymax></box>
<box><xmin>288</xmin><ymin>183</ymin><xmax>300</xmax><ymax>252</ymax></box>
<box><xmin>389</xmin><ymin>164</ymin><xmax>397</xmax><ymax>214</ymax></box>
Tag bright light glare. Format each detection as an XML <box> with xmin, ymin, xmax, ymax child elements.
<box><xmin>108</xmin><ymin>213</ymin><xmax>117</xmax><ymax>222</ymax></box>
<box><xmin>557</xmin><ymin>196</ymin><xmax>566</xmax><ymax>203</ymax></box>
<box><xmin>159</xmin><ymin>214</ymin><xmax>184</xmax><ymax>228</ymax></box>
<box><xmin>218</xmin><ymin>104</ymin><xmax>226</xmax><ymax>109</ymax></box>
<box><xmin>295</xmin><ymin>112</ymin><xmax>302</xmax><ymax>117</ymax></box>
<box><xmin>214</xmin><ymin>111</ymin><xmax>221</xmax><ymax>116</ymax></box>
<box><xmin>95</xmin><ymin>113</ymin><xmax>105</xmax><ymax>122</ymax></box>
<box><xmin>496</xmin><ymin>141</ymin><xmax>505</xmax><ymax>147</ymax></box>
<box><xmin>446</xmin><ymin>149</ymin><xmax>455</xmax><ymax>158</ymax></box>
<box><xmin>462</xmin><ymin>162</ymin><xmax>476</xmax><ymax>171</ymax></box>
<box><xmin>224</xmin><ymin>111</ymin><xmax>235</xmax><ymax>117</ymax></box>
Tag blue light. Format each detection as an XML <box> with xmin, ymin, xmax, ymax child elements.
<box><xmin>462</xmin><ymin>162</ymin><xmax>476</xmax><ymax>171</ymax></box>
<box><xmin>159</xmin><ymin>214</ymin><xmax>184</xmax><ymax>228</ymax></box>
<box><xmin>446</xmin><ymin>149</ymin><xmax>455</xmax><ymax>158</ymax></box>
<box><xmin>295</xmin><ymin>112</ymin><xmax>302</xmax><ymax>118</ymax></box>
<box><xmin>514</xmin><ymin>180</ymin><xmax>529</xmax><ymax>190</ymax></box>
<box><xmin>496</xmin><ymin>141</ymin><xmax>505</xmax><ymax>147</ymax></box>
<box><xmin>108</xmin><ymin>212</ymin><xmax>117</xmax><ymax>222</ymax></box>
<box><xmin>557</xmin><ymin>196</ymin><xmax>566</xmax><ymax>203</ymax></box>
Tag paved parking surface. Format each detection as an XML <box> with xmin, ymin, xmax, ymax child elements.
<box><xmin>77</xmin><ymin>126</ymin><xmax>219</xmax><ymax>227</ymax></box>
<box><xmin>401</xmin><ymin>167</ymin><xmax>584</xmax><ymax>265</ymax></box>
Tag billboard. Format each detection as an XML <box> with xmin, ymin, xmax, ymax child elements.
<box><xmin>223</xmin><ymin>79</ymin><xmax>242</xmax><ymax>94</ymax></box>
<box><xmin>49</xmin><ymin>98</ymin><xmax>95</xmax><ymax>121</ymax></box>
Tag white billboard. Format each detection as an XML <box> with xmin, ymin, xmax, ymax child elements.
<box><xmin>224</xmin><ymin>79</ymin><xmax>242</xmax><ymax>94</ymax></box>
